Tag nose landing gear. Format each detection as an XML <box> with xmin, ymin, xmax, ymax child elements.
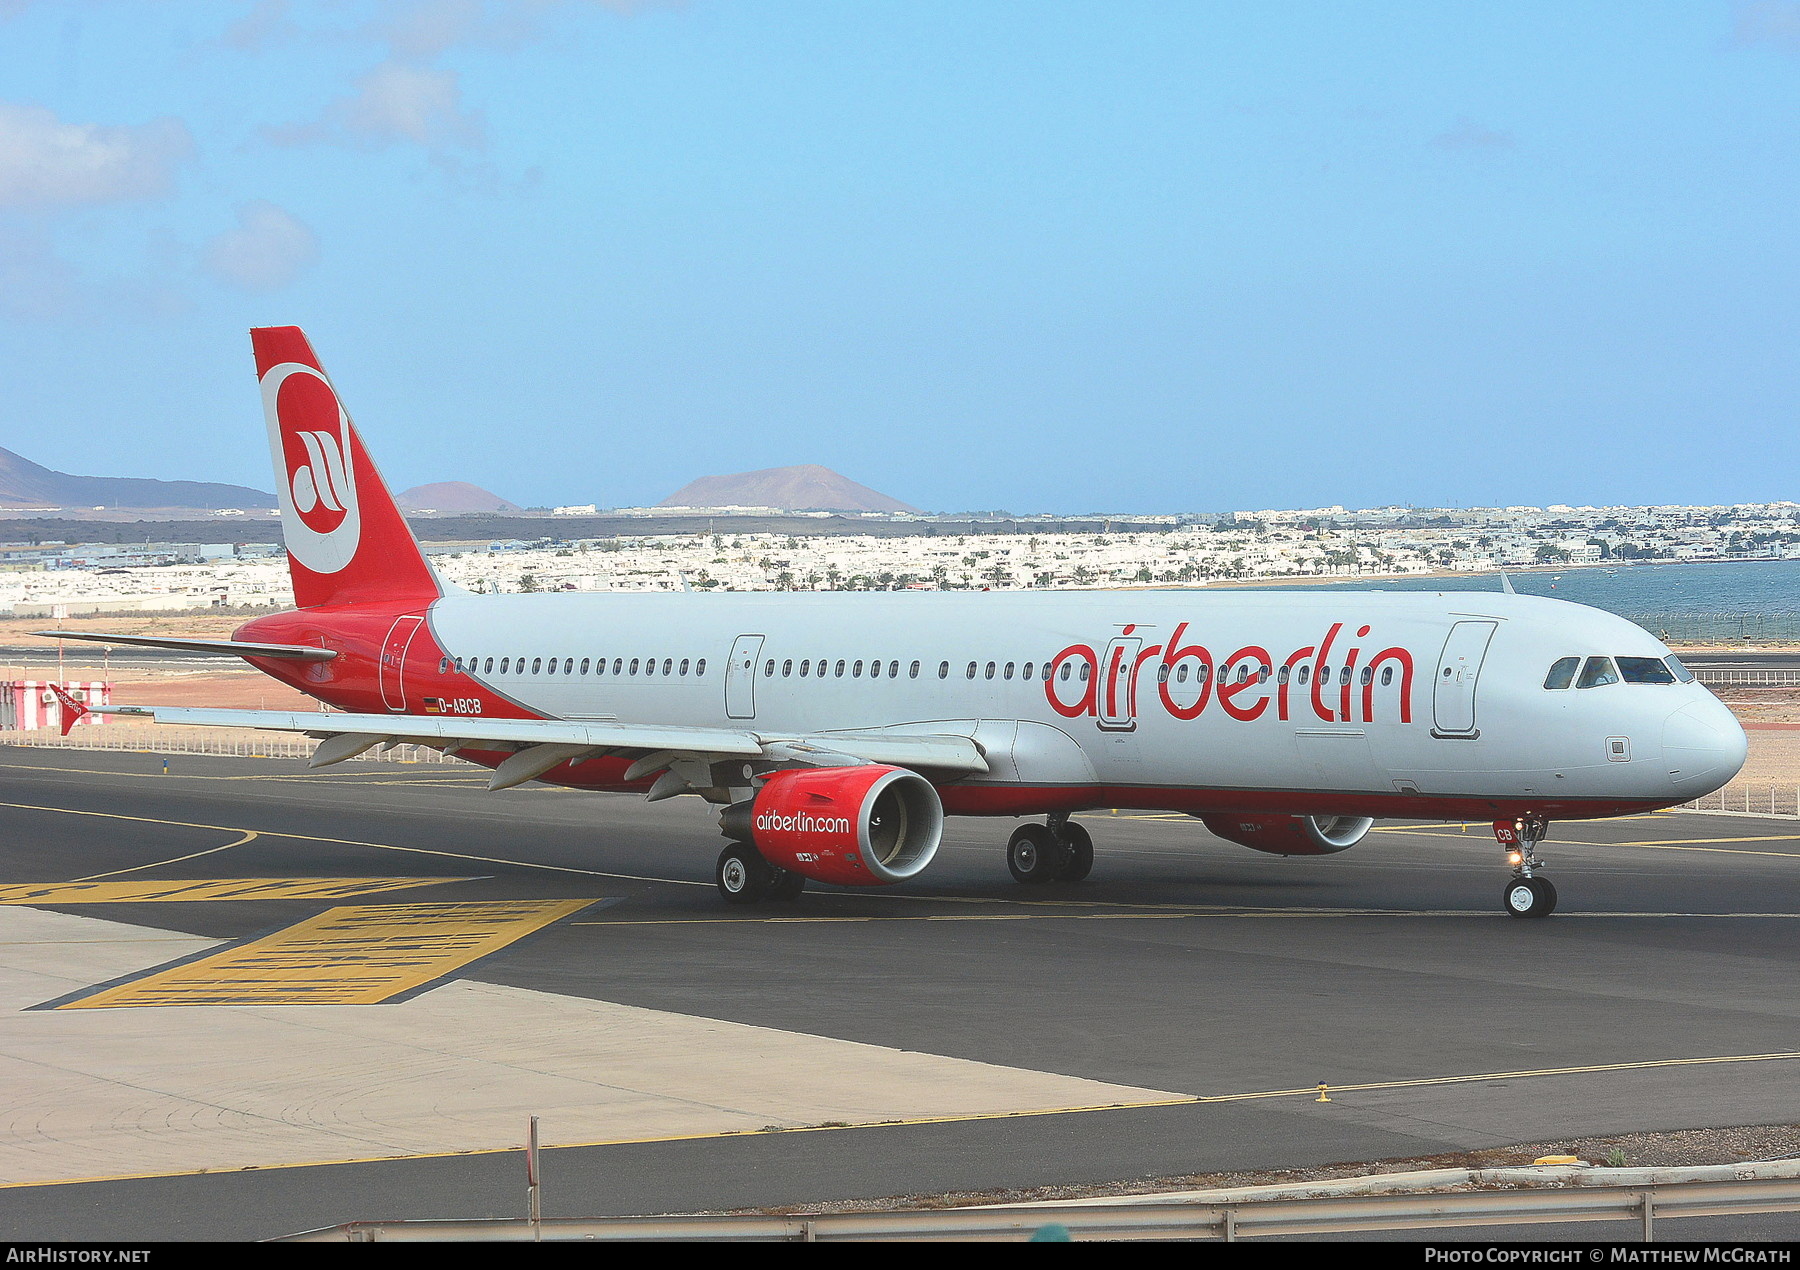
<box><xmin>1495</xmin><ymin>814</ymin><xmax>1557</xmax><ymax>918</ymax></box>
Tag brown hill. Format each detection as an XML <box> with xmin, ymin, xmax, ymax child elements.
<box><xmin>658</xmin><ymin>465</ymin><xmax>918</xmax><ymax>513</ymax></box>
<box><xmin>0</xmin><ymin>445</ymin><xmax>273</xmax><ymax>511</ymax></box>
<box><xmin>397</xmin><ymin>482</ymin><xmax>522</xmax><ymax>514</ymax></box>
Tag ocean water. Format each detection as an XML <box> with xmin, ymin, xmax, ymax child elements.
<box><xmin>1234</xmin><ymin>559</ymin><xmax>1800</xmax><ymax>640</ymax></box>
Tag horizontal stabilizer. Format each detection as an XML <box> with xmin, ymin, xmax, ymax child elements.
<box><xmin>33</xmin><ymin>631</ymin><xmax>336</xmax><ymax>662</ymax></box>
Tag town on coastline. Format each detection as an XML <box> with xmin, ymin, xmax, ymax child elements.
<box><xmin>0</xmin><ymin>499</ymin><xmax>1796</xmax><ymax>617</ymax></box>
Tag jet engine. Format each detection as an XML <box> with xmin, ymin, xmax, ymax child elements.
<box><xmin>720</xmin><ymin>764</ymin><xmax>943</xmax><ymax>886</ymax></box>
<box><xmin>1197</xmin><ymin>813</ymin><xmax>1375</xmax><ymax>856</ymax></box>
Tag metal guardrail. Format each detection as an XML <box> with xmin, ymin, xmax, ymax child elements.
<box><xmin>281</xmin><ymin>1174</ymin><xmax>1800</xmax><ymax>1241</ymax></box>
<box><xmin>1692</xmin><ymin>669</ymin><xmax>1800</xmax><ymax>687</ymax></box>
<box><xmin>0</xmin><ymin>725</ymin><xmax>455</xmax><ymax>763</ymax></box>
<box><xmin>1684</xmin><ymin>784</ymin><xmax>1800</xmax><ymax>818</ymax></box>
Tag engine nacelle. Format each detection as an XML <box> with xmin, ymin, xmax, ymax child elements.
<box><xmin>1197</xmin><ymin>813</ymin><xmax>1374</xmax><ymax>856</ymax></box>
<box><xmin>721</xmin><ymin>765</ymin><xmax>943</xmax><ymax>886</ymax></box>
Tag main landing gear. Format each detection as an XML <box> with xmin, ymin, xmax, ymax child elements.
<box><xmin>1006</xmin><ymin>814</ymin><xmax>1094</xmax><ymax>885</ymax></box>
<box><xmin>1495</xmin><ymin>814</ymin><xmax>1557</xmax><ymax>918</ymax></box>
<box><xmin>715</xmin><ymin>842</ymin><xmax>805</xmax><ymax>905</ymax></box>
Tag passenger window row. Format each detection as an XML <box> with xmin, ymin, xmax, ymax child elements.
<box><xmin>1543</xmin><ymin>655</ymin><xmax>1689</xmax><ymax>690</ymax></box>
<box><xmin>435</xmin><ymin>651</ymin><xmax>1405</xmax><ymax>692</ymax></box>
<box><xmin>444</xmin><ymin>655</ymin><xmax>709</xmax><ymax>678</ymax></box>
<box><xmin>1150</xmin><ymin>662</ymin><xmax>1396</xmax><ymax>688</ymax></box>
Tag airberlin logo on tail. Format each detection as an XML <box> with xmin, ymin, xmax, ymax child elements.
<box><xmin>288</xmin><ymin>428</ymin><xmax>351</xmax><ymax>531</ymax></box>
<box><xmin>261</xmin><ymin>362</ymin><xmax>361</xmax><ymax>575</ymax></box>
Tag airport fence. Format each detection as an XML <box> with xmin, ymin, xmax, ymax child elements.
<box><xmin>1691</xmin><ymin>669</ymin><xmax>1800</xmax><ymax>687</ymax></box>
<box><xmin>282</xmin><ymin>1168</ymin><xmax>1800</xmax><ymax>1242</ymax></box>
<box><xmin>0</xmin><ymin>724</ymin><xmax>456</xmax><ymax>764</ymax></box>
<box><xmin>1682</xmin><ymin>783</ymin><xmax>1800</xmax><ymax>818</ymax></box>
<box><xmin>1632</xmin><ymin>611</ymin><xmax>1800</xmax><ymax>644</ymax></box>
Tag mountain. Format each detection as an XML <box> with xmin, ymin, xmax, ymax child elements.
<box><xmin>397</xmin><ymin>482</ymin><xmax>522</xmax><ymax>514</ymax></box>
<box><xmin>0</xmin><ymin>446</ymin><xmax>274</xmax><ymax>511</ymax></box>
<box><xmin>658</xmin><ymin>465</ymin><xmax>919</xmax><ymax>513</ymax></box>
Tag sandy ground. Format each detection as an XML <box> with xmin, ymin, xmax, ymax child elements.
<box><xmin>1</xmin><ymin>612</ymin><xmax>271</xmax><ymax>641</ymax></box>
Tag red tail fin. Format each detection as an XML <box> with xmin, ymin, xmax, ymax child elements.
<box><xmin>253</xmin><ymin>326</ymin><xmax>440</xmax><ymax>610</ymax></box>
<box><xmin>46</xmin><ymin>683</ymin><xmax>88</xmax><ymax>737</ymax></box>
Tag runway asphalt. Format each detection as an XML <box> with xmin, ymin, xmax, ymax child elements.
<box><xmin>2</xmin><ymin>744</ymin><xmax>1800</xmax><ymax>1241</ymax></box>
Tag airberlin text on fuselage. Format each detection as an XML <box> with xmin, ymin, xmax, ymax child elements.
<box><xmin>1045</xmin><ymin>620</ymin><xmax>1416</xmax><ymax>726</ymax></box>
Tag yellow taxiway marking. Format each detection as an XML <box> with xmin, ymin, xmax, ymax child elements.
<box><xmin>1389</xmin><ymin>829</ymin><xmax>1800</xmax><ymax>859</ymax></box>
<box><xmin>1597</xmin><ymin>834</ymin><xmax>1800</xmax><ymax>847</ymax></box>
<box><xmin>12</xmin><ymin>1045</ymin><xmax>1800</xmax><ymax>1188</ymax></box>
<box><xmin>0</xmin><ymin>877</ymin><xmax>471</xmax><ymax>905</ymax></box>
<box><xmin>15</xmin><ymin>783</ymin><xmax>1793</xmax><ymax>917</ymax></box>
<box><xmin>45</xmin><ymin>899</ymin><xmax>600</xmax><ymax>1009</ymax></box>
<box><xmin>577</xmin><ymin>909</ymin><xmax>1800</xmax><ymax>927</ymax></box>
<box><xmin>71</xmin><ymin>830</ymin><xmax>261</xmax><ymax>881</ymax></box>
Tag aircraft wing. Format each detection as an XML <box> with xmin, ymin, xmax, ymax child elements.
<box><xmin>90</xmin><ymin>704</ymin><xmax>990</xmax><ymax>791</ymax></box>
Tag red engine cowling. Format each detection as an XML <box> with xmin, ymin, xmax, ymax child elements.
<box><xmin>723</xmin><ymin>765</ymin><xmax>944</xmax><ymax>886</ymax></box>
<box><xmin>1198</xmin><ymin>813</ymin><xmax>1374</xmax><ymax>856</ymax></box>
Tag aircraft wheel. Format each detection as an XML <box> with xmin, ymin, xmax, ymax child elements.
<box><xmin>1055</xmin><ymin>822</ymin><xmax>1094</xmax><ymax>882</ymax></box>
<box><xmin>1007</xmin><ymin>823</ymin><xmax>1061</xmax><ymax>884</ymax></box>
<box><xmin>1503</xmin><ymin>876</ymin><xmax>1557</xmax><ymax>919</ymax></box>
<box><xmin>717</xmin><ymin>843</ymin><xmax>773</xmax><ymax>904</ymax></box>
<box><xmin>768</xmin><ymin>867</ymin><xmax>806</xmax><ymax>901</ymax></box>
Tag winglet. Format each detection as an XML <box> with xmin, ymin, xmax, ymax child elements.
<box><xmin>1498</xmin><ymin>571</ymin><xmax>1516</xmax><ymax>595</ymax></box>
<box><xmin>46</xmin><ymin>683</ymin><xmax>89</xmax><ymax>737</ymax></box>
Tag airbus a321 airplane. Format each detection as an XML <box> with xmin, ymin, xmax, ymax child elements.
<box><xmin>42</xmin><ymin>327</ymin><xmax>1748</xmax><ymax>918</ymax></box>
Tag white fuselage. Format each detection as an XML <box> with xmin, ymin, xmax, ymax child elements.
<box><xmin>410</xmin><ymin>587</ymin><xmax>1746</xmax><ymax>818</ymax></box>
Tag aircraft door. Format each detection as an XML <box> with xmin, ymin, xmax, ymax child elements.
<box><xmin>379</xmin><ymin>615</ymin><xmax>423</xmax><ymax>712</ymax></box>
<box><xmin>1432</xmin><ymin>620</ymin><xmax>1497</xmax><ymax>738</ymax></box>
<box><xmin>1098</xmin><ymin>635</ymin><xmax>1143</xmax><ymax>732</ymax></box>
<box><xmin>726</xmin><ymin>634</ymin><xmax>765</xmax><ymax>720</ymax></box>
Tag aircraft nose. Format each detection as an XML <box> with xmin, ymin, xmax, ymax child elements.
<box><xmin>1662</xmin><ymin>698</ymin><xmax>1748</xmax><ymax>797</ymax></box>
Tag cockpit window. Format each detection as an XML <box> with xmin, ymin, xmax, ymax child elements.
<box><xmin>1576</xmin><ymin>656</ymin><xmax>1620</xmax><ymax>689</ymax></box>
<box><xmin>1618</xmin><ymin>656</ymin><xmax>1677</xmax><ymax>684</ymax></box>
<box><xmin>1665</xmin><ymin>655</ymin><xmax>1695</xmax><ymax>684</ymax></box>
<box><xmin>1543</xmin><ymin>657</ymin><xmax>1579</xmax><ymax>690</ymax></box>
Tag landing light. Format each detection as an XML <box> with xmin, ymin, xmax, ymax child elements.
<box><xmin>1507</xmin><ymin>851</ymin><xmax>1522</xmax><ymax>866</ymax></box>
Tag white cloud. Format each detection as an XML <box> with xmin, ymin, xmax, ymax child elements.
<box><xmin>383</xmin><ymin>0</ymin><xmax>491</xmax><ymax>60</ymax></box>
<box><xmin>264</xmin><ymin>61</ymin><xmax>485</xmax><ymax>151</ymax></box>
<box><xmin>0</xmin><ymin>102</ymin><xmax>194</xmax><ymax>209</ymax></box>
<box><xmin>1429</xmin><ymin>118</ymin><xmax>1517</xmax><ymax>153</ymax></box>
<box><xmin>1734</xmin><ymin>1</ymin><xmax>1800</xmax><ymax>54</ymax></box>
<box><xmin>343</xmin><ymin>61</ymin><xmax>484</xmax><ymax>147</ymax></box>
<box><xmin>203</xmin><ymin>200</ymin><xmax>319</xmax><ymax>291</ymax></box>
<box><xmin>254</xmin><ymin>1</ymin><xmax>674</xmax><ymax>155</ymax></box>
<box><xmin>380</xmin><ymin>0</ymin><xmax>676</xmax><ymax>56</ymax></box>
<box><xmin>223</xmin><ymin>0</ymin><xmax>298</xmax><ymax>53</ymax></box>
<box><xmin>0</xmin><ymin>223</ymin><xmax>78</xmax><ymax>318</ymax></box>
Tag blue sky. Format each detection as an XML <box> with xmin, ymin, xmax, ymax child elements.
<box><xmin>2</xmin><ymin>2</ymin><xmax>1798</xmax><ymax>514</ymax></box>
